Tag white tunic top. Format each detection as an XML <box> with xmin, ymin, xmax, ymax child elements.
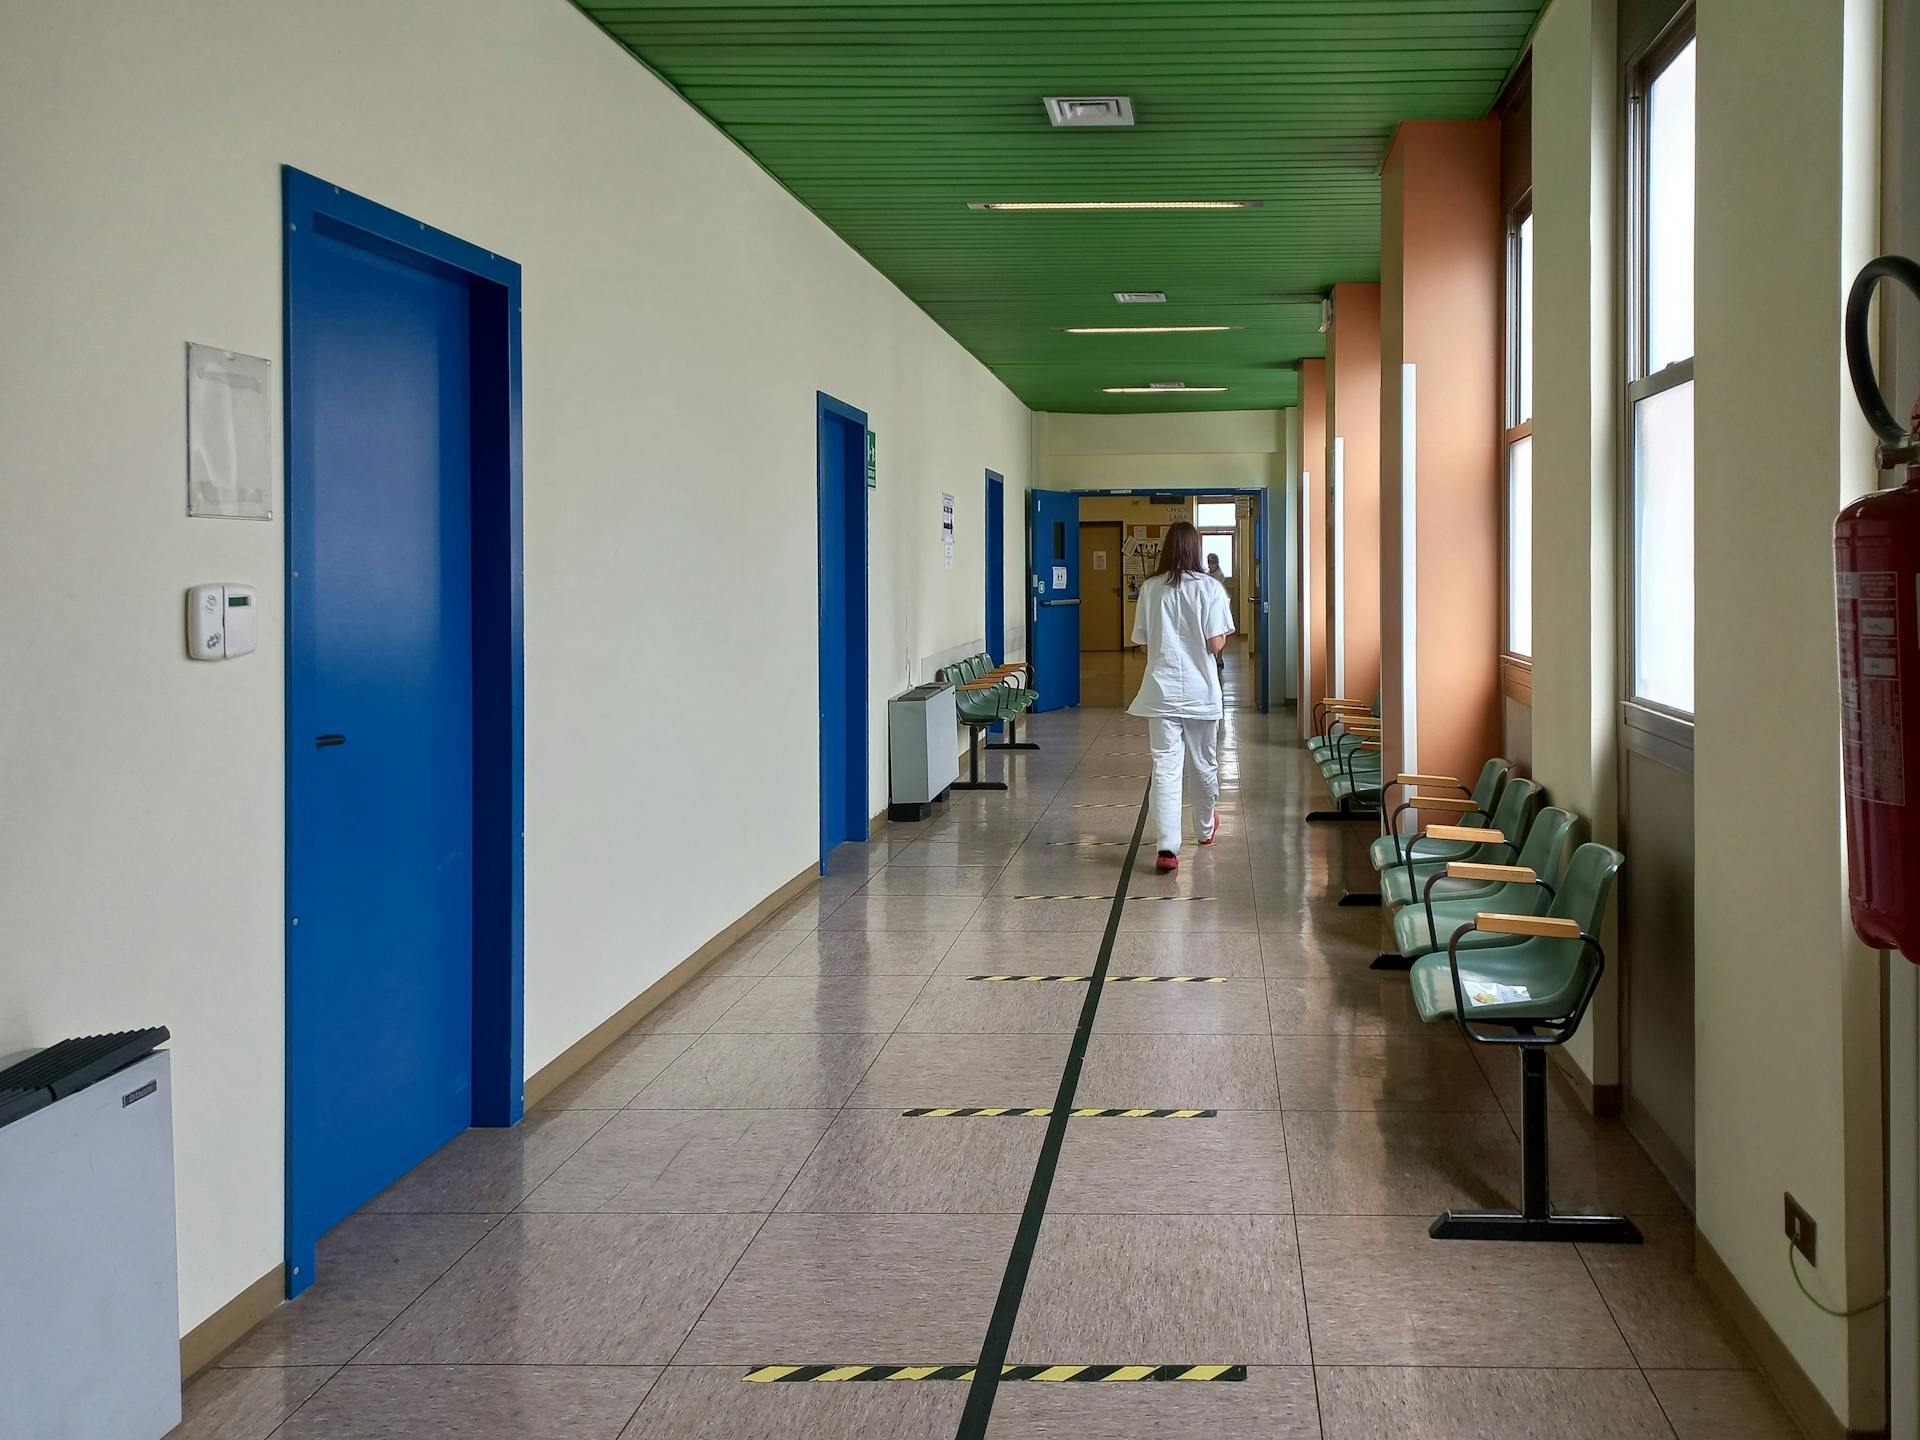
<box><xmin>1127</xmin><ymin>571</ymin><xmax>1237</xmax><ymax>719</ymax></box>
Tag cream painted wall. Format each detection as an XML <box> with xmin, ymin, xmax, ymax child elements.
<box><xmin>1528</xmin><ymin>0</ymin><xmax>1621</xmax><ymax>1085</ymax></box>
<box><xmin>1693</xmin><ymin>0</ymin><xmax>1885</xmax><ymax>1424</ymax></box>
<box><xmin>0</xmin><ymin>0</ymin><xmax>1028</xmax><ymax>1334</ymax></box>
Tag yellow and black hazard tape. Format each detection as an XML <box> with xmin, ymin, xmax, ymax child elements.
<box><xmin>902</xmin><ymin>1106</ymin><xmax>1216</xmax><ymax>1118</ymax></box>
<box><xmin>966</xmin><ymin>974</ymin><xmax>1228</xmax><ymax>984</ymax></box>
<box><xmin>1070</xmin><ymin>801</ymin><xmax>1141</xmax><ymax>810</ymax></box>
<box><xmin>1012</xmin><ymin>893</ymin><xmax>1114</xmax><ymax>902</ymax></box>
<box><xmin>744</xmin><ymin>1363</ymin><xmax>1246</xmax><ymax>1383</ymax></box>
<box><xmin>1046</xmin><ymin>838</ymin><xmax>1133</xmax><ymax>847</ymax></box>
<box><xmin>1127</xmin><ymin>894</ymin><xmax>1218</xmax><ymax>903</ymax></box>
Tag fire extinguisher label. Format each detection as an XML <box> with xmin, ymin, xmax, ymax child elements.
<box><xmin>1837</xmin><ymin>570</ymin><xmax>1905</xmax><ymax>805</ymax></box>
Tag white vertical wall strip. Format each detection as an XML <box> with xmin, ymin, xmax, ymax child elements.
<box><xmin>1330</xmin><ymin>436</ymin><xmax>1346</xmax><ymax>698</ymax></box>
<box><xmin>1399</xmin><ymin>363</ymin><xmax>1418</xmax><ymax>775</ymax></box>
<box><xmin>1298</xmin><ymin>469</ymin><xmax>1312</xmax><ymax>713</ymax></box>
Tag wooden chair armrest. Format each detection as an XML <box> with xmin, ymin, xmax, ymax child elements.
<box><xmin>1447</xmin><ymin>862</ymin><xmax>1537</xmax><ymax>884</ymax></box>
<box><xmin>1342</xmin><ymin>718</ymin><xmax>1382</xmax><ymax>731</ymax></box>
<box><xmin>1358</xmin><ymin>741</ymin><xmax>1381</xmax><ymax>752</ymax></box>
<box><xmin>956</xmin><ymin>680</ymin><xmax>1001</xmax><ymax>691</ymax></box>
<box><xmin>1321</xmin><ymin>697</ymin><xmax>1368</xmax><ymax>708</ymax></box>
<box><xmin>1396</xmin><ymin>773</ymin><xmax>1461</xmax><ymax>788</ymax></box>
<box><xmin>1474</xmin><ymin>912</ymin><xmax>1580</xmax><ymax>938</ymax></box>
<box><xmin>1427</xmin><ymin>825</ymin><xmax>1504</xmax><ymax>843</ymax></box>
<box><xmin>1410</xmin><ymin>797</ymin><xmax>1476</xmax><ymax>814</ymax></box>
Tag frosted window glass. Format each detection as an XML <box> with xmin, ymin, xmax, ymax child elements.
<box><xmin>1516</xmin><ymin>213</ymin><xmax>1534</xmax><ymax>423</ymax></box>
<box><xmin>1202</xmin><ymin>538</ymin><xmax>1234</xmax><ymax>577</ymax></box>
<box><xmin>1507</xmin><ymin>435</ymin><xmax>1533</xmax><ymax>657</ymax></box>
<box><xmin>1645</xmin><ymin>40</ymin><xmax>1696</xmax><ymax>372</ymax></box>
<box><xmin>1194</xmin><ymin>502</ymin><xmax>1236</xmax><ymax>529</ymax></box>
<box><xmin>1632</xmin><ymin>380</ymin><xmax>1694</xmax><ymax>711</ymax></box>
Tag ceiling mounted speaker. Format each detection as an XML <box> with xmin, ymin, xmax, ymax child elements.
<box><xmin>1044</xmin><ymin>96</ymin><xmax>1135</xmax><ymax>127</ymax></box>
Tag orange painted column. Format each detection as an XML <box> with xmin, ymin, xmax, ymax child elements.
<box><xmin>1298</xmin><ymin>359</ymin><xmax>1328</xmax><ymax>739</ymax></box>
<box><xmin>1325</xmin><ymin>282</ymin><xmax>1381</xmax><ymax>705</ymax></box>
<box><xmin>1379</xmin><ymin>120</ymin><xmax>1503</xmax><ymax>786</ymax></box>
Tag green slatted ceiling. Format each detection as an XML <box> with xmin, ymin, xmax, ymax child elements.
<box><xmin>575</xmin><ymin>0</ymin><xmax>1543</xmax><ymax>413</ymax></box>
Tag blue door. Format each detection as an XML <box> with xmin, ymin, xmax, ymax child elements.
<box><xmin>817</xmin><ymin>394</ymin><xmax>869</xmax><ymax>862</ymax></box>
<box><xmin>984</xmin><ymin>472</ymin><xmax>1005</xmax><ymax>661</ymax></box>
<box><xmin>1028</xmin><ymin>489</ymin><xmax>1081</xmax><ymax>711</ymax></box>
<box><xmin>286</xmin><ymin>212</ymin><xmax>476</xmax><ymax>1290</ymax></box>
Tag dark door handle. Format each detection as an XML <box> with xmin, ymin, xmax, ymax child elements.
<box><xmin>315</xmin><ymin>734</ymin><xmax>346</xmax><ymax>748</ymax></box>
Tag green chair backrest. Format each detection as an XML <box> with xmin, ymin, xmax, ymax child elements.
<box><xmin>964</xmin><ymin>656</ymin><xmax>985</xmax><ymax>681</ymax></box>
<box><xmin>1469</xmin><ymin>758</ymin><xmax>1510</xmax><ymax>821</ymax></box>
<box><xmin>1549</xmin><ymin>843</ymin><xmax>1627</xmax><ymax>935</ymax></box>
<box><xmin>1471</xmin><ymin>777</ymin><xmax>1541</xmax><ymax>863</ymax></box>
<box><xmin>1499</xmin><ymin>806</ymin><xmax>1577</xmax><ymax>910</ymax></box>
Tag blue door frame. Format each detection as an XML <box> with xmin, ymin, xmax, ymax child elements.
<box><xmin>984</xmin><ymin>472</ymin><xmax>1005</xmax><ymax>732</ymax></box>
<box><xmin>817</xmin><ymin>392</ymin><xmax>870</xmax><ymax>865</ymax></box>
<box><xmin>1073</xmin><ymin>487</ymin><xmax>1273</xmax><ymax>714</ymax></box>
<box><xmin>282</xmin><ymin>168</ymin><xmax>524</xmax><ymax>1297</ymax></box>
<box><xmin>1028</xmin><ymin>489</ymin><xmax>1081</xmax><ymax>711</ymax></box>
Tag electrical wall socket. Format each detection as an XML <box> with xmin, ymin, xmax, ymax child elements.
<box><xmin>1784</xmin><ymin>1192</ymin><xmax>1818</xmax><ymax>1263</ymax></box>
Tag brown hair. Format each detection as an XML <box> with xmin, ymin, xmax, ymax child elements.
<box><xmin>1154</xmin><ymin>520</ymin><xmax>1206</xmax><ymax>586</ymax></box>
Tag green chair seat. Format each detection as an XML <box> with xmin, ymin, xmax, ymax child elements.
<box><xmin>1390</xmin><ymin>807</ymin><xmax>1577</xmax><ymax>959</ymax></box>
<box><xmin>1380</xmin><ymin>778</ymin><xmax>1540</xmax><ymax>906</ymax></box>
<box><xmin>1371</xmin><ymin>759</ymin><xmax>1510</xmax><ymax>871</ymax></box>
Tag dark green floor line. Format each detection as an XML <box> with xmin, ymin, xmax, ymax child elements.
<box><xmin>952</xmin><ymin>780</ymin><xmax>1152</xmax><ymax>1440</ymax></box>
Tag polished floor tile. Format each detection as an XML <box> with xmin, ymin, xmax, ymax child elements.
<box><xmin>361</xmin><ymin>1110</ymin><xmax>611</xmax><ymax>1213</ymax></box>
<box><xmin>984</xmin><ymin>1364</ymin><xmax>1321</xmax><ymax>1439</ymax></box>
<box><xmin>1009</xmin><ymin>1214</ymin><xmax>1310</xmax><ymax>1364</ymax></box>
<box><xmin>534</xmin><ymin>1033</ymin><xmax>696</xmax><ymax>1111</ymax></box>
<box><xmin>708</xmin><ymin>975</ymin><xmax>929</xmax><ymax>1033</ymax></box>
<box><xmin>777</xmin><ymin>1109</ymin><xmax>1045</xmax><ymax>1213</ymax></box>
<box><xmin>1049</xmin><ymin>1110</ymin><xmax>1290</xmax><ymax>1214</ymax></box>
<box><xmin>1644</xmin><ymin>1370</ymin><xmax>1804</xmax><ymax>1439</ymax></box>
<box><xmin>1075</xmin><ymin>1034</ymin><xmax>1281</xmax><ymax>1110</ymax></box>
<box><xmin>966</xmin><ymin>896</ymin><xmax>1120</xmax><ymax>933</ymax></box>
<box><xmin>891</xmin><ymin>838</ymin><xmax>1029</xmax><ymax>867</ymax></box>
<box><xmin>895</xmin><ymin>976</ymin><xmax>1088</xmax><ymax>1033</ymax></box>
<box><xmin>1576</xmin><ymin>1217</ymin><xmax>1753</xmax><ymax>1369</ymax></box>
<box><xmin>169</xmin><ymin>1365</ymin><xmax>335</xmax><ymax>1439</ymax></box>
<box><xmin>632</xmin><ymin>974</ymin><xmax>765</xmax><ymax>1034</ymax></box>
<box><xmin>1103</xmin><ymin>931</ymin><xmax>1269</xmax><ymax>977</ymax></box>
<box><xmin>860</xmin><ymin>864</ymin><xmax>1007</xmax><ymax>895</ymax></box>
<box><xmin>1268</xmin><ymin>975</ymin><xmax>1424</xmax><ymax>1036</ymax></box>
<box><xmin>633</xmin><ymin>1032</ymin><xmax>890</xmax><ymax>1109</ymax></box>
<box><xmin>221</xmin><ymin>1214</ymin><xmax>501</xmax><ymax>1366</ymax></box>
<box><xmin>677</xmin><ymin>1214</ymin><xmax>1012</xmax><ymax>1362</ymax></box>
<box><xmin>760</xmin><ymin>891</ymin><xmax>850</xmax><ymax>931</ymax></box>
<box><xmin>621</xmin><ymin>1365</ymin><xmax>964</xmax><ymax>1440</ymax></box>
<box><xmin>849</xmin><ymin>1033</ymin><xmax>1071</xmax><ymax>1109</ymax></box>
<box><xmin>276</xmin><ymin>1365</ymin><xmax>661</xmax><ymax>1440</ymax></box>
<box><xmin>1091</xmin><ymin>977</ymin><xmax>1270</xmax><ymax>1034</ymax></box>
<box><xmin>771</xmin><ymin>930</ymin><xmax>959</xmax><ymax>977</ymax></box>
<box><xmin>1544</xmin><ymin>1119</ymin><xmax>1689</xmax><ymax>1217</ymax></box>
<box><xmin>1295</xmin><ymin>1214</ymin><xmax>1632</xmax><ymax>1366</ymax></box>
<box><xmin>1283</xmin><ymin>1109</ymin><xmax>1520</xmax><ymax>1215</ymax></box>
<box><xmin>1315</xmin><ymin>1365</ymin><xmax>1673</xmax><ymax>1438</ymax></box>
<box><xmin>700</xmin><ymin>927</ymin><xmax>809</xmax><ymax>978</ymax></box>
<box><xmin>362</xmin><ymin>1213</ymin><xmax>761</xmax><ymax>1365</ymax></box>
<box><xmin>519</xmin><ymin>1109</ymin><xmax>837</xmax><ymax>1213</ymax></box>
<box><xmin>935</xmin><ymin>930</ymin><xmax>1102</xmax><ymax>974</ymax></box>
<box><xmin>1274</xmin><ymin>1033</ymin><xmax>1500</xmax><ymax>1111</ymax></box>
<box><xmin>820</xmin><ymin>894</ymin><xmax>987</xmax><ymax>931</ymax></box>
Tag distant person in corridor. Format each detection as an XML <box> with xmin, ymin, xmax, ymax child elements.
<box><xmin>1130</xmin><ymin>522</ymin><xmax>1235</xmax><ymax>873</ymax></box>
<box><xmin>1205</xmin><ymin>551</ymin><xmax>1232</xmax><ymax>684</ymax></box>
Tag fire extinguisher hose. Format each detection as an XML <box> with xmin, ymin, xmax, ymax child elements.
<box><xmin>1844</xmin><ymin>254</ymin><xmax>1920</xmax><ymax>446</ymax></box>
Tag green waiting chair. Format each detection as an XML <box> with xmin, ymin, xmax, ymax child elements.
<box><xmin>1377</xmin><ymin>777</ymin><xmax>1541</xmax><ymax>908</ymax></box>
<box><xmin>937</xmin><ymin>656</ymin><xmax>1035</xmax><ymax>791</ymax></box>
<box><xmin>1383</xmin><ymin>805</ymin><xmax>1578</xmax><ymax>965</ymax></box>
<box><xmin>1410</xmin><ymin>842</ymin><xmax>1636</xmax><ymax>1245</ymax></box>
<box><xmin>1371</xmin><ymin>760</ymin><xmax>1511</xmax><ymax>870</ymax></box>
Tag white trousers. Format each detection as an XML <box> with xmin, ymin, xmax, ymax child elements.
<box><xmin>1147</xmin><ymin>716</ymin><xmax>1220</xmax><ymax>855</ymax></box>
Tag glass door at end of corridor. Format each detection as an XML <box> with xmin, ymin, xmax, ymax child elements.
<box><xmin>1028</xmin><ymin>489</ymin><xmax>1081</xmax><ymax>711</ymax></box>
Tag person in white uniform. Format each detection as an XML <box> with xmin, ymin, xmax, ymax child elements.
<box><xmin>1129</xmin><ymin>521</ymin><xmax>1236</xmax><ymax>873</ymax></box>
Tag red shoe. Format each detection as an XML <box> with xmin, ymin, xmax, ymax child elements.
<box><xmin>1199</xmin><ymin>813</ymin><xmax>1221</xmax><ymax>845</ymax></box>
<box><xmin>1155</xmin><ymin>851</ymin><xmax>1179</xmax><ymax>873</ymax></box>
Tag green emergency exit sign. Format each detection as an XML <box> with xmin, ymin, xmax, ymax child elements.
<box><xmin>866</xmin><ymin>431</ymin><xmax>877</xmax><ymax>488</ymax></box>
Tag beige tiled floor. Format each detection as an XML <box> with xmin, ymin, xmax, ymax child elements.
<box><xmin>176</xmin><ymin>664</ymin><xmax>1789</xmax><ymax>1439</ymax></box>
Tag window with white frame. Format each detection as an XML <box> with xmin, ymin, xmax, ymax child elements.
<box><xmin>1506</xmin><ymin>205</ymin><xmax>1534</xmax><ymax>658</ymax></box>
<box><xmin>1627</xmin><ymin>20</ymin><xmax>1696</xmax><ymax>715</ymax></box>
<box><xmin>1195</xmin><ymin>500</ymin><xmax>1236</xmax><ymax>577</ymax></box>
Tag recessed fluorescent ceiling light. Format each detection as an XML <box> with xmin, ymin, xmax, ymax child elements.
<box><xmin>1044</xmin><ymin>95</ymin><xmax>1134</xmax><ymax>127</ymax></box>
<box><xmin>1065</xmin><ymin>325</ymin><xmax>1238</xmax><ymax>334</ymax></box>
<box><xmin>1113</xmin><ymin>291</ymin><xmax>1167</xmax><ymax>304</ymax></box>
<box><xmin>1103</xmin><ymin>383</ymin><xmax>1231</xmax><ymax>394</ymax></box>
<box><xmin>967</xmin><ymin>200</ymin><xmax>1262</xmax><ymax>211</ymax></box>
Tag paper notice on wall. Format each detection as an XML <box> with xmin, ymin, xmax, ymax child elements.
<box><xmin>1051</xmin><ymin>564</ymin><xmax>1068</xmax><ymax>590</ymax></box>
<box><xmin>1123</xmin><ymin>554</ymin><xmax>1145</xmax><ymax>577</ymax></box>
<box><xmin>941</xmin><ymin>492</ymin><xmax>955</xmax><ymax>569</ymax></box>
<box><xmin>186</xmin><ymin>343</ymin><xmax>273</xmax><ymax>519</ymax></box>
<box><xmin>1092</xmin><ymin>550</ymin><xmax>1108</xmax><ymax>571</ymax></box>
<box><xmin>1465</xmin><ymin>982</ymin><xmax>1531</xmax><ymax>1008</ymax></box>
<box><xmin>1132</xmin><ymin>525</ymin><xmax>1148</xmax><ymax>538</ymax></box>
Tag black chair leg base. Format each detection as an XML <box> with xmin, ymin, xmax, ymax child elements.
<box><xmin>1338</xmin><ymin>892</ymin><xmax>1382</xmax><ymax>907</ymax></box>
<box><xmin>986</xmin><ymin>741</ymin><xmax>1040</xmax><ymax>751</ymax></box>
<box><xmin>1371</xmin><ymin>953</ymin><xmax>1415</xmax><ymax>971</ymax></box>
<box><xmin>1429</xmin><ymin>1210</ymin><xmax>1643</xmax><ymax>1244</ymax></box>
<box><xmin>1305</xmin><ymin>808</ymin><xmax>1375</xmax><ymax>823</ymax></box>
<box><xmin>950</xmin><ymin>780</ymin><xmax>1009</xmax><ymax>792</ymax></box>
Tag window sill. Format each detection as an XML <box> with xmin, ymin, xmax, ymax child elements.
<box><xmin>1500</xmin><ymin>654</ymin><xmax>1533</xmax><ymax>704</ymax></box>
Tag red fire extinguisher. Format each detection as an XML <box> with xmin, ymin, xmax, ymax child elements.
<box><xmin>1838</xmin><ymin>255</ymin><xmax>1920</xmax><ymax>958</ymax></box>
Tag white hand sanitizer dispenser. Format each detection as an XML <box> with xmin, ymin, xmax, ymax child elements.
<box><xmin>186</xmin><ymin>584</ymin><xmax>257</xmax><ymax>660</ymax></box>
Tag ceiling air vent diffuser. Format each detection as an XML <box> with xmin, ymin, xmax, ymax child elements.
<box><xmin>1113</xmin><ymin>291</ymin><xmax>1167</xmax><ymax>305</ymax></box>
<box><xmin>1045</xmin><ymin>96</ymin><xmax>1135</xmax><ymax>127</ymax></box>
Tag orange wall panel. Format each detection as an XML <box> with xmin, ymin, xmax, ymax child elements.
<box><xmin>1298</xmin><ymin>358</ymin><xmax>1328</xmax><ymax>737</ymax></box>
<box><xmin>1327</xmin><ymin>282</ymin><xmax>1382</xmax><ymax>701</ymax></box>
